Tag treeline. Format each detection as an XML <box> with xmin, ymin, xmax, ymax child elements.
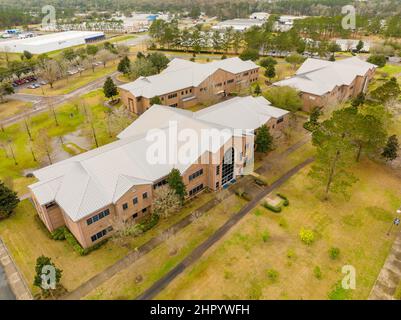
<box><xmin>0</xmin><ymin>7</ymin><xmax>40</xmax><ymax>28</ymax></box>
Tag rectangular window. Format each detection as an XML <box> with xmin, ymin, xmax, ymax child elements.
<box><xmin>86</xmin><ymin>209</ymin><xmax>110</xmax><ymax>225</ymax></box>
<box><xmin>189</xmin><ymin>168</ymin><xmax>203</xmax><ymax>182</ymax></box>
<box><xmin>132</xmin><ymin>213</ymin><xmax>138</xmax><ymax>219</ymax></box>
<box><xmin>243</xmin><ymin>72</ymin><xmax>249</xmax><ymax>76</ymax></box>
<box><xmin>215</xmin><ymin>83</ymin><xmax>222</xmax><ymax>87</ymax></box>
<box><xmin>227</xmin><ymin>79</ymin><xmax>234</xmax><ymax>84</ymax></box>
<box><xmin>91</xmin><ymin>228</ymin><xmax>109</xmax><ymax>242</ymax></box>
<box><xmin>170</xmin><ymin>103</ymin><xmax>178</xmax><ymax>107</ymax></box>
<box><xmin>122</xmin><ymin>203</ymin><xmax>128</xmax><ymax>210</ymax></box>
<box><xmin>168</xmin><ymin>93</ymin><xmax>177</xmax><ymax>99</ymax></box>
<box><xmin>142</xmin><ymin>207</ymin><xmax>148</xmax><ymax>213</ymax></box>
<box><xmin>216</xmin><ymin>165</ymin><xmax>220</xmax><ymax>175</ymax></box>
<box><xmin>216</xmin><ymin>182</ymin><xmax>220</xmax><ymax>189</ymax></box>
<box><xmin>143</xmin><ymin>192</ymin><xmax>148</xmax><ymax>199</ymax></box>
<box><xmin>133</xmin><ymin>197</ymin><xmax>138</xmax><ymax>205</ymax></box>
<box><xmin>277</xmin><ymin>117</ymin><xmax>284</xmax><ymax>124</ymax></box>
<box><xmin>189</xmin><ymin>184</ymin><xmax>204</xmax><ymax>197</ymax></box>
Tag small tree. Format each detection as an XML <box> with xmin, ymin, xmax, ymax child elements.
<box><xmin>103</xmin><ymin>77</ymin><xmax>118</xmax><ymax>102</ymax></box>
<box><xmin>260</xmin><ymin>57</ymin><xmax>277</xmax><ymax>69</ymax></box>
<box><xmin>117</xmin><ymin>56</ymin><xmax>131</xmax><ymax>74</ymax></box>
<box><xmin>86</xmin><ymin>44</ymin><xmax>99</xmax><ymax>72</ymax></box>
<box><xmin>371</xmin><ymin>77</ymin><xmax>400</xmax><ymax>103</ymax></box>
<box><xmin>33</xmin><ymin>255</ymin><xmax>62</xmax><ymax>297</ymax></box>
<box><xmin>264</xmin><ymin>64</ymin><xmax>276</xmax><ymax>82</ymax></box>
<box><xmin>239</xmin><ymin>48</ymin><xmax>259</xmax><ymax>61</ymax></box>
<box><xmin>147</xmin><ymin>52</ymin><xmax>170</xmax><ymax>73</ymax></box>
<box><xmin>0</xmin><ymin>81</ymin><xmax>15</xmax><ymax>103</ymax></box>
<box><xmin>285</xmin><ymin>53</ymin><xmax>305</xmax><ymax>69</ymax></box>
<box><xmin>264</xmin><ymin>86</ymin><xmax>303</xmax><ymax>112</ymax></box>
<box><xmin>255</xmin><ymin>125</ymin><xmax>273</xmax><ymax>153</ymax></box>
<box><xmin>367</xmin><ymin>54</ymin><xmax>386</xmax><ymax>68</ymax></box>
<box><xmin>167</xmin><ymin>168</ymin><xmax>187</xmax><ymax>203</ymax></box>
<box><xmin>0</xmin><ymin>181</ymin><xmax>19</xmax><ymax>219</ymax></box>
<box><xmin>152</xmin><ymin>186</ymin><xmax>181</xmax><ymax>219</ymax></box>
<box><xmin>351</xmin><ymin>92</ymin><xmax>365</xmax><ymax>107</ymax></box>
<box><xmin>32</xmin><ymin>128</ymin><xmax>53</xmax><ymax>165</ymax></box>
<box><xmin>382</xmin><ymin>135</ymin><xmax>399</xmax><ymax>161</ymax></box>
<box><xmin>150</xmin><ymin>96</ymin><xmax>162</xmax><ymax>105</ymax></box>
<box><xmin>356</xmin><ymin>40</ymin><xmax>364</xmax><ymax>53</ymax></box>
<box><xmin>23</xmin><ymin>50</ymin><xmax>33</xmax><ymax>60</ymax></box>
<box><xmin>254</xmin><ymin>83</ymin><xmax>261</xmax><ymax>96</ymax></box>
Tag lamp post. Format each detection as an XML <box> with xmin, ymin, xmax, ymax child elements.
<box><xmin>387</xmin><ymin>207</ymin><xmax>401</xmax><ymax>236</ymax></box>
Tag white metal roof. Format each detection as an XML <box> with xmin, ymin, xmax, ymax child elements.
<box><xmin>274</xmin><ymin>57</ymin><xmax>376</xmax><ymax>96</ymax></box>
<box><xmin>30</xmin><ymin>95</ymin><xmax>286</xmax><ymax>221</ymax></box>
<box><xmin>118</xmin><ymin>57</ymin><xmax>258</xmax><ymax>98</ymax></box>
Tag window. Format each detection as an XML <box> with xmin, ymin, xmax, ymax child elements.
<box><xmin>170</xmin><ymin>103</ymin><xmax>178</xmax><ymax>107</ymax></box>
<box><xmin>181</xmin><ymin>91</ymin><xmax>184</xmax><ymax>95</ymax></box>
<box><xmin>168</xmin><ymin>93</ymin><xmax>177</xmax><ymax>99</ymax></box>
<box><xmin>136</xmin><ymin>97</ymin><xmax>142</xmax><ymax>102</ymax></box>
<box><xmin>90</xmin><ymin>228</ymin><xmax>109</xmax><ymax>242</ymax></box>
<box><xmin>153</xmin><ymin>178</ymin><xmax>168</xmax><ymax>189</ymax></box>
<box><xmin>87</xmin><ymin>209</ymin><xmax>110</xmax><ymax>225</ymax></box>
<box><xmin>143</xmin><ymin>192</ymin><xmax>148</xmax><ymax>199</ymax></box>
<box><xmin>277</xmin><ymin>117</ymin><xmax>284</xmax><ymax>124</ymax></box>
<box><xmin>189</xmin><ymin>168</ymin><xmax>203</xmax><ymax>181</ymax></box>
<box><xmin>216</xmin><ymin>182</ymin><xmax>220</xmax><ymax>189</ymax></box>
<box><xmin>243</xmin><ymin>72</ymin><xmax>249</xmax><ymax>76</ymax></box>
<box><xmin>133</xmin><ymin>197</ymin><xmax>138</xmax><ymax>205</ymax></box>
<box><xmin>142</xmin><ymin>207</ymin><xmax>148</xmax><ymax>213</ymax></box>
<box><xmin>190</xmin><ymin>88</ymin><xmax>192</xmax><ymax>93</ymax></box>
<box><xmin>122</xmin><ymin>203</ymin><xmax>128</xmax><ymax>210</ymax></box>
<box><xmin>189</xmin><ymin>184</ymin><xmax>204</xmax><ymax>196</ymax></box>
<box><xmin>215</xmin><ymin>83</ymin><xmax>222</xmax><ymax>87</ymax></box>
<box><xmin>132</xmin><ymin>213</ymin><xmax>138</xmax><ymax>219</ymax></box>
<box><xmin>227</xmin><ymin>79</ymin><xmax>234</xmax><ymax>84</ymax></box>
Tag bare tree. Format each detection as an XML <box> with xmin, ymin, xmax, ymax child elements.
<box><xmin>109</xmin><ymin>106</ymin><xmax>134</xmax><ymax>135</ymax></box>
<box><xmin>32</xmin><ymin>128</ymin><xmax>53</xmax><ymax>165</ymax></box>
<box><xmin>153</xmin><ymin>186</ymin><xmax>181</xmax><ymax>219</ymax></box>
<box><xmin>96</xmin><ymin>49</ymin><xmax>116</xmax><ymax>68</ymax></box>
<box><xmin>38</xmin><ymin>59</ymin><xmax>60</xmax><ymax>89</ymax></box>
<box><xmin>116</xmin><ymin>44</ymin><xmax>129</xmax><ymax>58</ymax></box>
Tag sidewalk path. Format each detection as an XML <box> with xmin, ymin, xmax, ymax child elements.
<box><xmin>369</xmin><ymin>230</ymin><xmax>401</xmax><ymax>300</ymax></box>
<box><xmin>0</xmin><ymin>238</ymin><xmax>32</xmax><ymax>300</ymax></box>
<box><xmin>136</xmin><ymin>157</ymin><xmax>314</xmax><ymax>300</ymax></box>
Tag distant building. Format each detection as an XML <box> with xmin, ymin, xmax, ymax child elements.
<box><xmin>212</xmin><ymin>19</ymin><xmax>264</xmax><ymax>32</ymax></box>
<box><xmin>0</xmin><ymin>31</ymin><xmax>105</xmax><ymax>54</ymax></box>
<box><xmin>335</xmin><ymin>39</ymin><xmax>371</xmax><ymax>52</ymax></box>
<box><xmin>249</xmin><ymin>12</ymin><xmax>270</xmax><ymax>20</ymax></box>
<box><xmin>274</xmin><ymin>57</ymin><xmax>376</xmax><ymax>112</ymax></box>
<box><xmin>119</xmin><ymin>57</ymin><xmax>260</xmax><ymax>114</ymax></box>
<box><xmin>274</xmin><ymin>15</ymin><xmax>307</xmax><ymax>32</ymax></box>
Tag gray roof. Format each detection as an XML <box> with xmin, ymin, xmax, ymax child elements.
<box><xmin>30</xmin><ymin>96</ymin><xmax>286</xmax><ymax>222</ymax></box>
<box><xmin>118</xmin><ymin>57</ymin><xmax>258</xmax><ymax>99</ymax></box>
<box><xmin>274</xmin><ymin>57</ymin><xmax>376</xmax><ymax>96</ymax></box>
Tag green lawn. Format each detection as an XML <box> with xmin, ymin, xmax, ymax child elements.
<box><xmin>156</xmin><ymin>160</ymin><xmax>400</xmax><ymax>300</ymax></box>
<box><xmin>0</xmin><ymin>89</ymin><xmax>117</xmax><ymax>196</ymax></box>
<box><xmin>84</xmin><ymin>194</ymin><xmax>247</xmax><ymax>300</ymax></box>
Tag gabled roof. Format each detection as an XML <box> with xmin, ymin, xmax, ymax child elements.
<box><xmin>118</xmin><ymin>57</ymin><xmax>258</xmax><ymax>99</ymax></box>
<box><xmin>30</xmin><ymin>96</ymin><xmax>286</xmax><ymax>222</ymax></box>
<box><xmin>274</xmin><ymin>57</ymin><xmax>376</xmax><ymax>96</ymax></box>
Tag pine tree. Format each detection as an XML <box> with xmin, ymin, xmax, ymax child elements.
<box><xmin>264</xmin><ymin>64</ymin><xmax>276</xmax><ymax>82</ymax></box>
<box><xmin>382</xmin><ymin>135</ymin><xmax>399</xmax><ymax>161</ymax></box>
<box><xmin>103</xmin><ymin>77</ymin><xmax>118</xmax><ymax>102</ymax></box>
<box><xmin>254</xmin><ymin>84</ymin><xmax>261</xmax><ymax>96</ymax></box>
<box><xmin>0</xmin><ymin>181</ymin><xmax>19</xmax><ymax>219</ymax></box>
<box><xmin>117</xmin><ymin>56</ymin><xmax>131</xmax><ymax>74</ymax></box>
<box><xmin>255</xmin><ymin>125</ymin><xmax>273</xmax><ymax>153</ymax></box>
<box><xmin>167</xmin><ymin>169</ymin><xmax>187</xmax><ymax>203</ymax></box>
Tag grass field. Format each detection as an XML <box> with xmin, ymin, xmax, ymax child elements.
<box><xmin>84</xmin><ymin>194</ymin><xmax>247</xmax><ymax>300</ymax></box>
<box><xmin>0</xmin><ymin>99</ymin><xmax>32</xmax><ymax>121</ymax></box>
<box><xmin>0</xmin><ymin>190</ymin><xmax>222</xmax><ymax>296</ymax></box>
<box><xmin>0</xmin><ymin>89</ymin><xmax>119</xmax><ymax>196</ymax></box>
<box><xmin>156</xmin><ymin>160</ymin><xmax>400</xmax><ymax>300</ymax></box>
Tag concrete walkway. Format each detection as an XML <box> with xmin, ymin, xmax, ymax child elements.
<box><xmin>369</xmin><ymin>230</ymin><xmax>401</xmax><ymax>300</ymax></box>
<box><xmin>0</xmin><ymin>238</ymin><xmax>33</xmax><ymax>300</ymax></box>
<box><xmin>136</xmin><ymin>157</ymin><xmax>314</xmax><ymax>300</ymax></box>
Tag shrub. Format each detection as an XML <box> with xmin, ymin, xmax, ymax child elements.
<box><xmin>253</xmin><ymin>176</ymin><xmax>268</xmax><ymax>186</ymax></box>
<box><xmin>266</xmin><ymin>269</ymin><xmax>279</xmax><ymax>282</ymax></box>
<box><xmin>235</xmin><ymin>188</ymin><xmax>252</xmax><ymax>201</ymax></box>
<box><xmin>286</xmin><ymin>248</ymin><xmax>296</xmax><ymax>260</ymax></box>
<box><xmin>64</xmin><ymin>228</ymin><xmax>107</xmax><ymax>256</ymax></box>
<box><xmin>314</xmin><ymin>266</ymin><xmax>322</xmax><ymax>279</ymax></box>
<box><xmin>262</xmin><ymin>201</ymin><xmax>281</xmax><ymax>213</ymax></box>
<box><xmin>51</xmin><ymin>227</ymin><xmax>66</xmax><ymax>241</ymax></box>
<box><xmin>262</xmin><ymin>230</ymin><xmax>270</xmax><ymax>242</ymax></box>
<box><xmin>277</xmin><ymin>193</ymin><xmax>289</xmax><ymax>206</ymax></box>
<box><xmin>299</xmin><ymin>228</ymin><xmax>315</xmax><ymax>245</ymax></box>
<box><xmin>329</xmin><ymin>247</ymin><xmax>340</xmax><ymax>260</ymax></box>
<box><xmin>137</xmin><ymin>214</ymin><xmax>159</xmax><ymax>233</ymax></box>
<box><xmin>367</xmin><ymin>54</ymin><xmax>386</xmax><ymax>67</ymax></box>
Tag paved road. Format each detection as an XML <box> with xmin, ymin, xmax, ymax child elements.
<box><xmin>136</xmin><ymin>157</ymin><xmax>314</xmax><ymax>300</ymax></box>
<box><xmin>0</xmin><ymin>265</ymin><xmax>15</xmax><ymax>300</ymax></box>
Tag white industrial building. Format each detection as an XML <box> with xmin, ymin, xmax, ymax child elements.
<box><xmin>335</xmin><ymin>39</ymin><xmax>371</xmax><ymax>52</ymax></box>
<box><xmin>212</xmin><ymin>19</ymin><xmax>264</xmax><ymax>32</ymax></box>
<box><xmin>0</xmin><ymin>31</ymin><xmax>105</xmax><ymax>54</ymax></box>
<box><xmin>249</xmin><ymin>12</ymin><xmax>270</xmax><ymax>20</ymax></box>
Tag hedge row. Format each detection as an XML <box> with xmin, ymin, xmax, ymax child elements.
<box><xmin>64</xmin><ymin>228</ymin><xmax>107</xmax><ymax>256</ymax></box>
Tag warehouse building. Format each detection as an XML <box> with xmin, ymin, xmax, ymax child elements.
<box><xmin>0</xmin><ymin>31</ymin><xmax>105</xmax><ymax>54</ymax></box>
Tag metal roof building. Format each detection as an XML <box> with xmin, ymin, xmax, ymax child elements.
<box><xmin>0</xmin><ymin>31</ymin><xmax>105</xmax><ymax>54</ymax></box>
